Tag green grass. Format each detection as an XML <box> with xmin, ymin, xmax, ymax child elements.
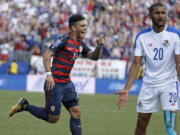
<box><xmin>0</xmin><ymin>90</ymin><xmax>179</xmax><ymax>135</ymax></box>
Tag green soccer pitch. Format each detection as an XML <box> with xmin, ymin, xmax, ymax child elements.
<box><xmin>0</xmin><ymin>90</ymin><xmax>179</xmax><ymax>135</ymax></box>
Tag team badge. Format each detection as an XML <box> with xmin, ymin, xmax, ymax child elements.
<box><xmin>51</xmin><ymin>106</ymin><xmax>55</xmax><ymax>112</ymax></box>
<box><xmin>163</xmin><ymin>40</ymin><xmax>170</xmax><ymax>47</ymax></box>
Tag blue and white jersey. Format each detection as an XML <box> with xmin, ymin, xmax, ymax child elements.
<box><xmin>134</xmin><ymin>25</ymin><xmax>180</xmax><ymax>87</ymax></box>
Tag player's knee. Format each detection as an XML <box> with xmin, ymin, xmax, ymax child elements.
<box><xmin>48</xmin><ymin>115</ymin><xmax>60</xmax><ymax>123</ymax></box>
<box><xmin>137</xmin><ymin>117</ymin><xmax>149</xmax><ymax>129</ymax></box>
<box><xmin>69</xmin><ymin>107</ymin><xmax>81</xmax><ymax>119</ymax></box>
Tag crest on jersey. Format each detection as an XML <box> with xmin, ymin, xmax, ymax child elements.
<box><xmin>163</xmin><ymin>40</ymin><xmax>170</xmax><ymax>47</ymax></box>
<box><xmin>51</xmin><ymin>106</ymin><xmax>55</xmax><ymax>112</ymax></box>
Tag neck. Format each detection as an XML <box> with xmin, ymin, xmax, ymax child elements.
<box><xmin>70</xmin><ymin>32</ymin><xmax>78</xmax><ymax>41</ymax></box>
<box><xmin>152</xmin><ymin>24</ymin><xmax>166</xmax><ymax>33</ymax></box>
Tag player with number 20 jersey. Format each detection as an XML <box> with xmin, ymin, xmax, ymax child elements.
<box><xmin>135</xmin><ymin>25</ymin><xmax>180</xmax><ymax>112</ymax></box>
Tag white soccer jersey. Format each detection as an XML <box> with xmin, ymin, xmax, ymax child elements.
<box><xmin>134</xmin><ymin>26</ymin><xmax>180</xmax><ymax>86</ymax></box>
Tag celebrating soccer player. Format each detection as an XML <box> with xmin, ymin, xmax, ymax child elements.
<box><xmin>115</xmin><ymin>3</ymin><xmax>180</xmax><ymax>135</ymax></box>
<box><xmin>8</xmin><ymin>14</ymin><xmax>106</xmax><ymax>135</ymax></box>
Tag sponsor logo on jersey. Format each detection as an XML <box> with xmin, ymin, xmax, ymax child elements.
<box><xmin>171</xmin><ymin>102</ymin><xmax>176</xmax><ymax>106</ymax></box>
<box><xmin>148</xmin><ymin>43</ymin><xmax>153</xmax><ymax>47</ymax></box>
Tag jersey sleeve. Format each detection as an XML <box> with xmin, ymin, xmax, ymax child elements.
<box><xmin>134</xmin><ymin>35</ymin><xmax>143</xmax><ymax>56</ymax></box>
<box><xmin>48</xmin><ymin>35</ymin><xmax>67</xmax><ymax>53</ymax></box>
<box><xmin>175</xmin><ymin>34</ymin><xmax>180</xmax><ymax>55</ymax></box>
<box><xmin>81</xmin><ymin>42</ymin><xmax>91</xmax><ymax>56</ymax></box>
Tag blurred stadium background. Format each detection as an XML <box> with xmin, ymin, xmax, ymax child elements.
<box><xmin>0</xmin><ymin>0</ymin><xmax>179</xmax><ymax>135</ymax></box>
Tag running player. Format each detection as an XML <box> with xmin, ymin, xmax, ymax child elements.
<box><xmin>9</xmin><ymin>14</ymin><xmax>106</xmax><ymax>135</ymax></box>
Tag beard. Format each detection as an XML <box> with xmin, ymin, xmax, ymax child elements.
<box><xmin>152</xmin><ymin>19</ymin><xmax>166</xmax><ymax>28</ymax></box>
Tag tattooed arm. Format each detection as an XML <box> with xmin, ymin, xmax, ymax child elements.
<box><xmin>43</xmin><ymin>49</ymin><xmax>55</xmax><ymax>91</ymax></box>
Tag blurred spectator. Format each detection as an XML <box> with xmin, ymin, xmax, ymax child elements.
<box><xmin>0</xmin><ymin>38</ymin><xmax>11</xmax><ymax>61</ymax></box>
<box><xmin>9</xmin><ymin>60</ymin><xmax>18</xmax><ymax>74</ymax></box>
<box><xmin>31</xmin><ymin>45</ymin><xmax>41</xmax><ymax>56</ymax></box>
<box><xmin>0</xmin><ymin>0</ymin><xmax>179</xmax><ymax>66</ymax></box>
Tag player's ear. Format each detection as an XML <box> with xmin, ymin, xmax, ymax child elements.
<box><xmin>71</xmin><ymin>24</ymin><xmax>77</xmax><ymax>32</ymax></box>
<box><xmin>70</xmin><ymin>26</ymin><xmax>75</xmax><ymax>32</ymax></box>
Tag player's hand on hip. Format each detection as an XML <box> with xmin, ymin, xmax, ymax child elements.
<box><xmin>96</xmin><ymin>33</ymin><xmax>106</xmax><ymax>47</ymax></box>
<box><xmin>45</xmin><ymin>75</ymin><xmax>55</xmax><ymax>91</ymax></box>
<box><xmin>114</xmin><ymin>89</ymin><xmax>129</xmax><ymax>108</ymax></box>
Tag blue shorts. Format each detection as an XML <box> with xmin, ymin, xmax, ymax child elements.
<box><xmin>44</xmin><ymin>81</ymin><xmax>79</xmax><ymax>115</ymax></box>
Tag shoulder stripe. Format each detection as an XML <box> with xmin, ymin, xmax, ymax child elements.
<box><xmin>135</xmin><ymin>27</ymin><xmax>151</xmax><ymax>42</ymax></box>
<box><xmin>166</xmin><ymin>26</ymin><xmax>180</xmax><ymax>38</ymax></box>
<box><xmin>134</xmin><ymin>27</ymin><xmax>152</xmax><ymax>48</ymax></box>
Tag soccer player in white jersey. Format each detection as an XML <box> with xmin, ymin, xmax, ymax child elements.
<box><xmin>178</xmin><ymin>31</ymin><xmax>180</xmax><ymax>112</ymax></box>
<box><xmin>115</xmin><ymin>3</ymin><xmax>180</xmax><ymax>135</ymax></box>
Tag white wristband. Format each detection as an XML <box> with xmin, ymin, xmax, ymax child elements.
<box><xmin>46</xmin><ymin>72</ymin><xmax>52</xmax><ymax>76</ymax></box>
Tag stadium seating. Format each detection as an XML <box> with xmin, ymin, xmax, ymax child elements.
<box><xmin>17</xmin><ymin>62</ymin><xmax>29</xmax><ymax>74</ymax></box>
<box><xmin>0</xmin><ymin>62</ymin><xmax>29</xmax><ymax>74</ymax></box>
<box><xmin>0</xmin><ymin>62</ymin><xmax>11</xmax><ymax>74</ymax></box>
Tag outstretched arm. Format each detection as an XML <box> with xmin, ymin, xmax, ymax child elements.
<box><xmin>123</xmin><ymin>56</ymin><xmax>142</xmax><ymax>90</ymax></box>
<box><xmin>115</xmin><ymin>56</ymin><xmax>142</xmax><ymax>108</ymax></box>
<box><xmin>86</xmin><ymin>35</ymin><xmax>106</xmax><ymax>60</ymax></box>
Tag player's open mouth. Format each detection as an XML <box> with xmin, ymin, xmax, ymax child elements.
<box><xmin>157</xmin><ymin>20</ymin><xmax>164</xmax><ymax>22</ymax></box>
<box><xmin>80</xmin><ymin>31</ymin><xmax>86</xmax><ymax>38</ymax></box>
<box><xmin>81</xmin><ymin>31</ymin><xmax>86</xmax><ymax>35</ymax></box>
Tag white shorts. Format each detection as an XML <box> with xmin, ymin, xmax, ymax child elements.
<box><xmin>178</xmin><ymin>84</ymin><xmax>180</xmax><ymax>110</ymax></box>
<box><xmin>136</xmin><ymin>81</ymin><xmax>179</xmax><ymax>113</ymax></box>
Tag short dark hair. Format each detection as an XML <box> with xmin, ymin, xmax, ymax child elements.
<box><xmin>69</xmin><ymin>14</ymin><xmax>85</xmax><ymax>29</ymax></box>
<box><xmin>149</xmin><ymin>3</ymin><xmax>166</xmax><ymax>13</ymax></box>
